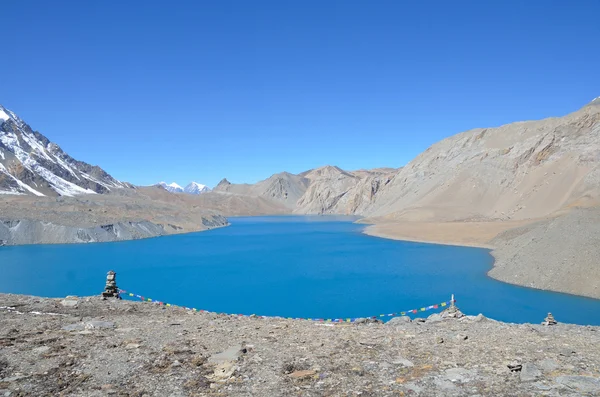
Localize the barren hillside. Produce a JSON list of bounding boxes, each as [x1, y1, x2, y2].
[[362, 99, 600, 222]]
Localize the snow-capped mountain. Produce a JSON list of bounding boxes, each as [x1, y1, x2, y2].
[[0, 105, 130, 196], [158, 182, 184, 193], [184, 182, 211, 194], [156, 181, 211, 194]]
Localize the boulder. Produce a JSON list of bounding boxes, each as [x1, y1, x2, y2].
[[520, 363, 542, 382], [208, 345, 246, 364]]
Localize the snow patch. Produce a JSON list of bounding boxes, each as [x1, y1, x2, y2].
[[16, 179, 45, 196], [19, 131, 56, 163], [30, 163, 96, 196], [0, 108, 10, 123], [0, 149, 4, 160], [0, 190, 24, 195]]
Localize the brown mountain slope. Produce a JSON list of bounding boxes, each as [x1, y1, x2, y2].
[[213, 172, 310, 209], [361, 99, 600, 222]]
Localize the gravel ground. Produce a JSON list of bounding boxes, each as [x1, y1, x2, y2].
[[1, 294, 600, 396], [490, 207, 600, 299]]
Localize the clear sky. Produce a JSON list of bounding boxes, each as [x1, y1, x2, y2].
[[2, 1, 599, 188]]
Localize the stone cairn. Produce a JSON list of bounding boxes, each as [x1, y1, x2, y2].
[[441, 294, 464, 319], [542, 312, 557, 326], [102, 270, 121, 299]]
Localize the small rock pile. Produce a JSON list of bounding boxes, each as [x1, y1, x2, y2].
[[542, 312, 558, 326], [101, 270, 120, 299]]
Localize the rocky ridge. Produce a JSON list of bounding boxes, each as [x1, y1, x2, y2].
[[0, 105, 130, 197], [1, 294, 599, 396]]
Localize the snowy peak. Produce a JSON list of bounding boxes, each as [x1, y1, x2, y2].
[[157, 181, 211, 194], [158, 182, 184, 193], [184, 182, 211, 194], [0, 104, 129, 196]]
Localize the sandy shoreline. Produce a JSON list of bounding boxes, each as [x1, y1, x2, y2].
[[361, 220, 533, 249]]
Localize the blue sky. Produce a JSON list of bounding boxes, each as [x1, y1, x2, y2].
[[2, 1, 599, 188]]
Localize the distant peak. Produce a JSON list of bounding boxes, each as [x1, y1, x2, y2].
[[216, 178, 231, 186]]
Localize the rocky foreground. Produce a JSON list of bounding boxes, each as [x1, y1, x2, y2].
[[1, 295, 600, 396]]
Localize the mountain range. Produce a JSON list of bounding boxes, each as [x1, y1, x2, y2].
[[207, 97, 600, 223], [157, 181, 211, 194], [3, 98, 600, 221]]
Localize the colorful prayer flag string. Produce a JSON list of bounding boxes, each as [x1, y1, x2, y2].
[[117, 288, 454, 324]]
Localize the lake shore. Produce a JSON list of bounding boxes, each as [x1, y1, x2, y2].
[[362, 214, 600, 300], [361, 219, 533, 249], [1, 293, 599, 396]]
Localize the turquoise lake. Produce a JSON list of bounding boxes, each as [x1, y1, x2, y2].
[[1, 216, 599, 325]]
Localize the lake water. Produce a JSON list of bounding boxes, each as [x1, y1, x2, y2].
[[1, 216, 599, 325]]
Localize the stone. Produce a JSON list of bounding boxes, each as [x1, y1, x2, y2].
[[436, 336, 444, 344], [62, 323, 85, 332], [474, 314, 487, 322], [60, 296, 79, 307], [289, 370, 316, 379], [414, 318, 426, 323], [455, 334, 468, 341], [520, 363, 542, 382], [125, 343, 141, 350], [390, 357, 414, 367], [386, 316, 411, 326], [433, 378, 457, 391], [555, 375, 600, 393], [208, 345, 246, 364], [85, 321, 114, 329], [171, 360, 182, 367], [427, 313, 443, 323]]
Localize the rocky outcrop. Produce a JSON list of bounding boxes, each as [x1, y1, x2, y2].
[[295, 166, 396, 214]]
